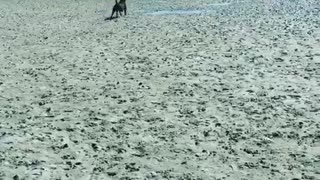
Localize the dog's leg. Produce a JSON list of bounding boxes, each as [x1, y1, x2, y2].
[[116, 11, 119, 17], [110, 9, 115, 18], [124, 7, 127, 15]]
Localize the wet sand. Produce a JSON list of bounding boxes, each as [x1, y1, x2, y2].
[[1, 0, 320, 179]]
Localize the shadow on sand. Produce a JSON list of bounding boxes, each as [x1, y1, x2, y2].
[[104, 16, 119, 21]]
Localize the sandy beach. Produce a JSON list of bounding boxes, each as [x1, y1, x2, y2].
[[1, 0, 320, 179]]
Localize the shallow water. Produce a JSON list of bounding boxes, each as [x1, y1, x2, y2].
[[145, 9, 209, 15], [207, 2, 232, 6], [144, 2, 232, 16]]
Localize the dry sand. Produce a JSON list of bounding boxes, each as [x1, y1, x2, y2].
[[1, 0, 320, 179]]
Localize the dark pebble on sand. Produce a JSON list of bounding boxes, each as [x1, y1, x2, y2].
[[107, 172, 117, 176], [203, 131, 210, 137], [61, 143, 69, 149], [66, 161, 72, 167], [91, 143, 99, 151], [13, 175, 19, 180], [66, 128, 74, 132]]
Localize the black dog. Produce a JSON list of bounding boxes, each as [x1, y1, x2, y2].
[[110, 0, 127, 19]]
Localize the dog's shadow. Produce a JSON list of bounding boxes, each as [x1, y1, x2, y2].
[[104, 16, 119, 21]]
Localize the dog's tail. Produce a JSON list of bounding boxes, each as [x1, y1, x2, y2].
[[115, 0, 118, 4]]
